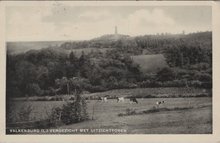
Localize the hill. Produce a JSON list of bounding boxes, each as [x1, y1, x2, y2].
[[7, 31, 212, 55], [91, 34, 130, 42], [7, 41, 65, 55]]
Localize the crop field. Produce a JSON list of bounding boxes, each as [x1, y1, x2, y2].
[[10, 96, 212, 134], [131, 54, 168, 73]]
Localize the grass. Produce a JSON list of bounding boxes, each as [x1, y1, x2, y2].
[[81, 87, 211, 99], [11, 87, 211, 102], [118, 106, 195, 117], [118, 104, 212, 117], [7, 97, 212, 134]]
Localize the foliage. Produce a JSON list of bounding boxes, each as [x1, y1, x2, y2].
[[49, 93, 89, 125], [164, 44, 212, 68], [61, 94, 89, 124], [18, 105, 33, 122], [157, 67, 175, 82], [6, 32, 212, 98]]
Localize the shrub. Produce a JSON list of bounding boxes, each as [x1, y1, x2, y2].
[[18, 105, 33, 122], [27, 83, 43, 96], [6, 101, 17, 123], [118, 108, 137, 116], [49, 93, 89, 125], [189, 80, 202, 88], [157, 67, 175, 82], [49, 107, 63, 127]]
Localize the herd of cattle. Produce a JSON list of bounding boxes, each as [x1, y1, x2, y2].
[[98, 96, 139, 104], [97, 96, 165, 106], [31, 94, 165, 107]]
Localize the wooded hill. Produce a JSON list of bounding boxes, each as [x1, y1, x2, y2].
[[6, 31, 212, 98]]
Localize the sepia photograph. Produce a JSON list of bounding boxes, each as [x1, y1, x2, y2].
[[3, 2, 214, 135]]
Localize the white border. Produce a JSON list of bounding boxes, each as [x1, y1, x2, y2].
[[0, 1, 219, 143]]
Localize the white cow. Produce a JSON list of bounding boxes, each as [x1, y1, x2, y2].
[[99, 97, 108, 102], [117, 97, 125, 102]]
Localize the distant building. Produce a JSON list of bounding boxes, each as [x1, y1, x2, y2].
[[115, 26, 118, 35], [182, 30, 185, 35]]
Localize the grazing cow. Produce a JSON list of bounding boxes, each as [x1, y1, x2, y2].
[[130, 97, 138, 104], [99, 97, 108, 102], [156, 100, 165, 107], [116, 97, 125, 102]]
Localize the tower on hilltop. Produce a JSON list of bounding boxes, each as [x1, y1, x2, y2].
[[115, 26, 118, 35]]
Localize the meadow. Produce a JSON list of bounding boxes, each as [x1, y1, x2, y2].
[[9, 95, 212, 134]]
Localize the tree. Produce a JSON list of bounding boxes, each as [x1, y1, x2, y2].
[[14, 61, 38, 97], [60, 91, 89, 124], [57, 78, 89, 124], [157, 67, 175, 82], [55, 77, 70, 95], [26, 83, 43, 96], [78, 51, 92, 78], [69, 77, 90, 94]]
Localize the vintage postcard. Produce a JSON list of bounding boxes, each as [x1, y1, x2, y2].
[[0, 0, 220, 142]]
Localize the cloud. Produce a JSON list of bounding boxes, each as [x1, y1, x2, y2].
[[128, 9, 175, 26], [6, 6, 211, 41], [120, 9, 176, 35], [78, 11, 112, 21], [6, 7, 58, 41]]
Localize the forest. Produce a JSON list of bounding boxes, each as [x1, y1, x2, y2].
[[6, 31, 212, 98]]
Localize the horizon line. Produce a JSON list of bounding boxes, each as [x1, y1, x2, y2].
[[6, 30, 212, 43]]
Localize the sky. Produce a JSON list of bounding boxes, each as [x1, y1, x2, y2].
[[6, 6, 211, 41]]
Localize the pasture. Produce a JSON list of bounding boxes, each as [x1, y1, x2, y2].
[[10, 97, 212, 134]]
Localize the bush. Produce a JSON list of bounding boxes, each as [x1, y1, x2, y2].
[[49, 107, 63, 127], [189, 63, 210, 71], [157, 67, 175, 82], [126, 108, 136, 115], [118, 108, 137, 116], [49, 93, 89, 125], [18, 105, 33, 122], [189, 80, 202, 87], [87, 85, 107, 93], [27, 83, 43, 96], [161, 80, 186, 87], [138, 80, 160, 88]]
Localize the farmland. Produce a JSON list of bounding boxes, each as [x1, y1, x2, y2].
[[9, 97, 212, 134]]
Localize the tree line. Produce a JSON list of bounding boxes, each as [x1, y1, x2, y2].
[[60, 31, 211, 55], [6, 32, 212, 98]]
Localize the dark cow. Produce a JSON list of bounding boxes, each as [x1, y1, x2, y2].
[[129, 97, 138, 104]]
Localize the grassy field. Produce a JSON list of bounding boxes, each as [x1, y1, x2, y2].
[[82, 87, 211, 99], [131, 54, 168, 73], [11, 87, 211, 101], [10, 97, 212, 134]]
